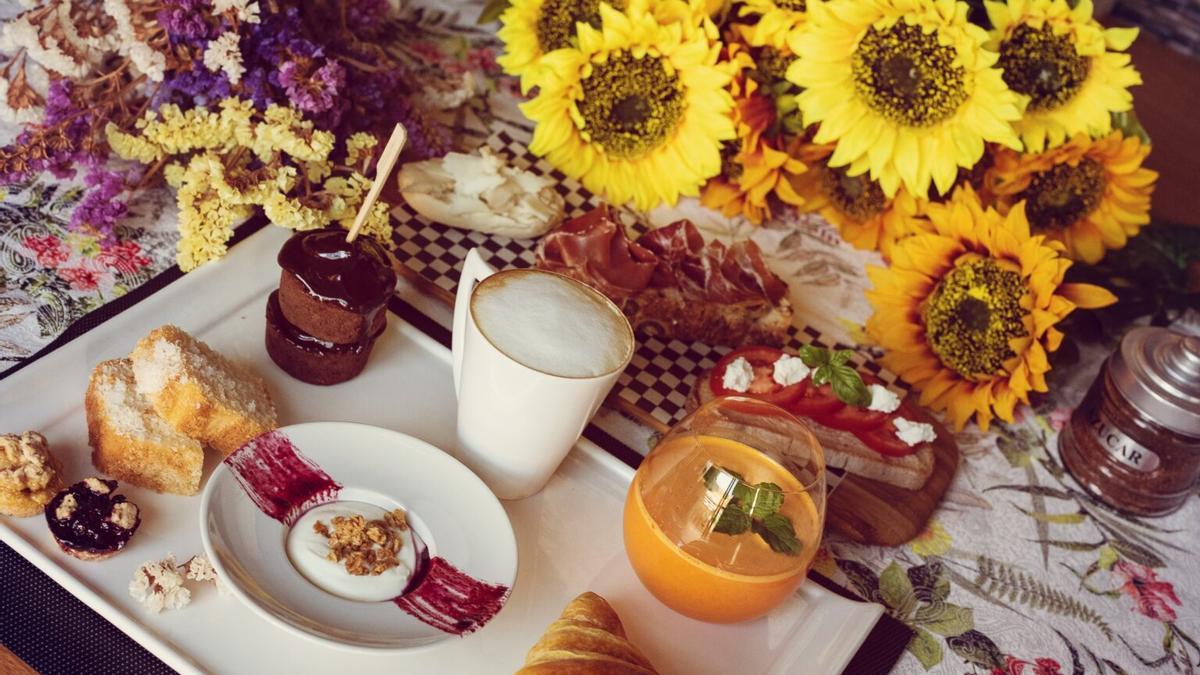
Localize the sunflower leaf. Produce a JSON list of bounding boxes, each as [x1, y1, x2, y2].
[[476, 0, 510, 24]]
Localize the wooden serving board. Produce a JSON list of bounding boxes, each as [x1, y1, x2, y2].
[[823, 403, 959, 546], [391, 260, 958, 546]]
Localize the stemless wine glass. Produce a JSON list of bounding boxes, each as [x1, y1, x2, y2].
[[623, 395, 826, 623]]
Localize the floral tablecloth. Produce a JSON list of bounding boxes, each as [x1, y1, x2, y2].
[[1, 3, 1196, 674]]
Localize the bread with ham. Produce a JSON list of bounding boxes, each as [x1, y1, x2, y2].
[[536, 207, 793, 346], [691, 346, 936, 491]]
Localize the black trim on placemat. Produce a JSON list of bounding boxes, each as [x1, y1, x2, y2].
[[0, 542, 176, 675], [0, 215, 270, 383], [385, 295, 914, 675]]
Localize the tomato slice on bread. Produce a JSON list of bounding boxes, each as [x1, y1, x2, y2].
[[853, 402, 926, 457], [790, 381, 844, 418], [854, 422, 919, 457], [708, 346, 927, 459], [821, 373, 888, 431], [710, 346, 804, 408]]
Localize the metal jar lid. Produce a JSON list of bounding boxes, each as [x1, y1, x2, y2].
[[1110, 327, 1200, 438]]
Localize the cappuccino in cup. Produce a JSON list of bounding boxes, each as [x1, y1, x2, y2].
[[453, 250, 634, 499], [471, 270, 632, 379]]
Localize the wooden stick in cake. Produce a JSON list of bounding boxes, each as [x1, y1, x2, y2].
[[345, 122, 408, 244]]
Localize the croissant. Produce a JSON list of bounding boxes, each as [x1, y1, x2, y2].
[[517, 592, 659, 675]]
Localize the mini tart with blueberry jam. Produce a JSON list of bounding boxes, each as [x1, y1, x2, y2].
[[45, 477, 141, 561]]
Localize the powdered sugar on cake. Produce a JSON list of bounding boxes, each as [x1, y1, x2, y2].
[[131, 337, 186, 396]]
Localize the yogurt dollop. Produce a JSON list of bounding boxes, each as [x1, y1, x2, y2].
[[286, 501, 417, 602]]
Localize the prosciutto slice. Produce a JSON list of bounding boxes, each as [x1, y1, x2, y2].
[[534, 206, 657, 302], [535, 208, 787, 307], [638, 221, 788, 305]]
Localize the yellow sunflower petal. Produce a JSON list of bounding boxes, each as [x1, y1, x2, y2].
[[1058, 283, 1117, 309]]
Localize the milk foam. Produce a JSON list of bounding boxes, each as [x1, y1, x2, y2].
[[472, 271, 631, 378]]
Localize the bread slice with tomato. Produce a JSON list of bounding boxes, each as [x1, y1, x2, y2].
[[690, 346, 936, 491]]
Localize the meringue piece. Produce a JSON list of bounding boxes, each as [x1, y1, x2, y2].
[[397, 147, 564, 238], [129, 554, 191, 613]]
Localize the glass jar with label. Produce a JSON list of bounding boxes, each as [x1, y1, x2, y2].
[[1059, 327, 1200, 517]]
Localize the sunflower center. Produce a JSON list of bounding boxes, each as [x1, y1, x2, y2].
[[1019, 158, 1105, 231], [821, 165, 886, 220], [720, 140, 743, 180], [535, 0, 625, 53], [922, 258, 1027, 379], [578, 51, 685, 159], [753, 46, 793, 85], [852, 21, 968, 127], [998, 24, 1090, 112]]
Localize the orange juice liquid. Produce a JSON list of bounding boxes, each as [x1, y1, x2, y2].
[[623, 434, 822, 623]]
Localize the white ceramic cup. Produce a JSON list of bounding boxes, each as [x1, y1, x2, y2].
[[452, 249, 634, 500]]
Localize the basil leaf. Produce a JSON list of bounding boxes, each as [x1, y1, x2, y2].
[[747, 482, 784, 518], [753, 513, 802, 555], [797, 345, 828, 368], [810, 364, 832, 386], [713, 504, 751, 535], [829, 363, 871, 406], [830, 349, 854, 366]]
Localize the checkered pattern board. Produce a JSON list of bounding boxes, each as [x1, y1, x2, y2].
[[390, 131, 905, 430]]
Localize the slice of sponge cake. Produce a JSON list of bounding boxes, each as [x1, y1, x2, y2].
[[86, 359, 205, 495], [130, 325, 277, 456]]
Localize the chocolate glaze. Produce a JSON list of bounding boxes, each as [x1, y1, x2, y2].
[[266, 291, 384, 355], [44, 479, 140, 555], [277, 228, 397, 314]]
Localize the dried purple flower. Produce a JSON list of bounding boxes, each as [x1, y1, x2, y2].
[[68, 166, 130, 242], [278, 59, 344, 115], [159, 0, 215, 43]]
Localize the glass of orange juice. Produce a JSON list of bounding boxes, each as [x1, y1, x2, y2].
[[623, 395, 826, 623]]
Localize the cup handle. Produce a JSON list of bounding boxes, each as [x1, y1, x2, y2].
[[452, 248, 498, 398]]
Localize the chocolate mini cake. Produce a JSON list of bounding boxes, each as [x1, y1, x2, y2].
[[267, 228, 397, 385], [266, 291, 386, 385], [45, 477, 140, 561]]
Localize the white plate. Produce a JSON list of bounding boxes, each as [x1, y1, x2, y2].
[[0, 225, 884, 674], [201, 422, 518, 652]]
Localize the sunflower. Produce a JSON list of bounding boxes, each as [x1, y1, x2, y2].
[[497, 0, 711, 91], [497, 0, 629, 90], [792, 141, 928, 259], [734, 0, 807, 51], [986, 0, 1141, 152], [787, 0, 1023, 199], [865, 185, 1116, 430], [703, 134, 807, 223], [522, 1, 735, 209], [987, 131, 1156, 264], [701, 44, 806, 222]]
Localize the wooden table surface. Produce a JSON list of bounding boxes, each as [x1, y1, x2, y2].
[[0, 644, 37, 675]]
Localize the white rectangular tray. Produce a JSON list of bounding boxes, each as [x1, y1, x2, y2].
[[0, 226, 883, 674]]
